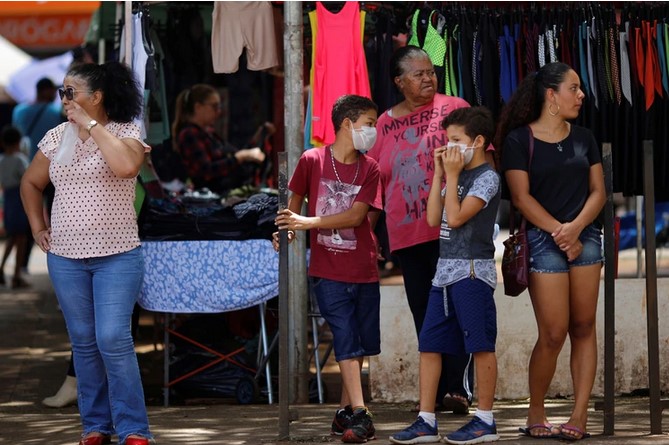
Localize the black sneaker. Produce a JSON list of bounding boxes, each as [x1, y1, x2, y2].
[[331, 405, 354, 436], [342, 407, 376, 443]]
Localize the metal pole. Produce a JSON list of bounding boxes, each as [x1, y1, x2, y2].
[[642, 141, 662, 434], [98, 39, 105, 64], [258, 302, 273, 404], [277, 152, 290, 439], [601, 143, 615, 435], [636, 196, 643, 277], [124, 1, 132, 68], [283, 1, 308, 405], [163, 313, 171, 407]]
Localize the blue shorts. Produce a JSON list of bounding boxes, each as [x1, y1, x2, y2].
[[528, 224, 603, 273], [311, 277, 381, 362], [419, 279, 497, 355]]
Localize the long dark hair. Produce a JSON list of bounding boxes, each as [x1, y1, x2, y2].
[[494, 62, 573, 159], [66, 62, 142, 123]]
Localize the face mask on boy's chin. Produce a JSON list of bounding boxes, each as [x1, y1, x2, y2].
[[351, 126, 377, 154]]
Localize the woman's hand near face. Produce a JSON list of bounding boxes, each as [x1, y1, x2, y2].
[[64, 101, 92, 127]]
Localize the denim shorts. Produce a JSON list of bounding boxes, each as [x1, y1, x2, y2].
[[419, 280, 497, 355], [310, 277, 381, 362], [528, 223, 603, 273]]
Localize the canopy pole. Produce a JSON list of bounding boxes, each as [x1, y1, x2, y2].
[[123, 1, 132, 68]]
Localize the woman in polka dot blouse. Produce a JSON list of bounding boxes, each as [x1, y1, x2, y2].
[[20, 62, 153, 445]]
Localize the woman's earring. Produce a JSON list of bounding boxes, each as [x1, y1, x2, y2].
[[548, 103, 560, 116]]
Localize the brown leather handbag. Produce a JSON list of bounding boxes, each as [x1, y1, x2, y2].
[[501, 127, 535, 297]]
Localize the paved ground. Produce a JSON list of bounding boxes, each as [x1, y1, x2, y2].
[[1, 246, 669, 444]]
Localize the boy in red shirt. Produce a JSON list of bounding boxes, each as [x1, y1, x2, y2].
[[274, 95, 381, 443]]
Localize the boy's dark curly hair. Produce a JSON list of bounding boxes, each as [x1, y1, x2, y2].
[[331, 95, 378, 133], [441, 106, 495, 149]]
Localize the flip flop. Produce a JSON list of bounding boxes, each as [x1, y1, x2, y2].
[[441, 393, 470, 415], [559, 423, 591, 441], [519, 423, 560, 438]]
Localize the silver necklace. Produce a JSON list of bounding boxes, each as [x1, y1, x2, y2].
[[556, 122, 570, 152], [330, 146, 359, 185]]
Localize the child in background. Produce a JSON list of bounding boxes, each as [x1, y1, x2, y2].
[[390, 107, 501, 445], [273, 94, 381, 443], [0, 125, 30, 288]]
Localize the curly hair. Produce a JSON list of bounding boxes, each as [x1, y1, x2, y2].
[[66, 62, 142, 123], [493, 62, 572, 164], [441, 106, 495, 149], [331, 95, 378, 133]]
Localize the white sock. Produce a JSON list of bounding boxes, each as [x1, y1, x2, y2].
[[418, 411, 436, 428], [474, 408, 494, 425]]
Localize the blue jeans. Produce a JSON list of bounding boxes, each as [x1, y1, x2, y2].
[[48, 248, 152, 443], [310, 277, 381, 362], [528, 224, 603, 273]]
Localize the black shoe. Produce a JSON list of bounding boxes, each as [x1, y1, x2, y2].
[[342, 407, 375, 443], [331, 405, 354, 436]]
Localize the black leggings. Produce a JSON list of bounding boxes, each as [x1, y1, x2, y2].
[[395, 240, 475, 404]]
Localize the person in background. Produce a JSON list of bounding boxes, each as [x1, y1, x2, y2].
[[171, 83, 265, 195], [367, 45, 494, 415], [20, 61, 153, 445], [390, 107, 501, 445], [496, 62, 605, 440], [273, 95, 381, 444], [12, 77, 64, 161], [0, 125, 30, 289], [12, 77, 65, 274]]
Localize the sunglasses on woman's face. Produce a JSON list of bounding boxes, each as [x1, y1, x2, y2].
[[58, 87, 92, 100]]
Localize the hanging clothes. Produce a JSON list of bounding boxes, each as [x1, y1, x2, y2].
[[407, 8, 446, 92], [211, 1, 278, 74], [119, 11, 149, 139], [369, 10, 400, 114], [310, 1, 371, 145]]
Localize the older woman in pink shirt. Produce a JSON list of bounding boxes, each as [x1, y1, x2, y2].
[[21, 62, 152, 445]]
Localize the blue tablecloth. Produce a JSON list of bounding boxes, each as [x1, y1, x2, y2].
[[138, 240, 278, 313]]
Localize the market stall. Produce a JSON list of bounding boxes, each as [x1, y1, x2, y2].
[[138, 238, 278, 406]]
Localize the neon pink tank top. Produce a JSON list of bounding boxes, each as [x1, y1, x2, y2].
[[311, 2, 371, 145]]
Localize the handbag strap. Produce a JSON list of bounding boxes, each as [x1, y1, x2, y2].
[[508, 126, 535, 233]]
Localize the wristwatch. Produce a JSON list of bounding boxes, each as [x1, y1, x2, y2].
[[86, 119, 98, 133]]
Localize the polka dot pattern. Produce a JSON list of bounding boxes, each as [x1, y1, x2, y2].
[[40, 121, 145, 259]]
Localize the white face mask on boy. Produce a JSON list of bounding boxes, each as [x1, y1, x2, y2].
[[351, 126, 377, 154], [446, 141, 475, 165]]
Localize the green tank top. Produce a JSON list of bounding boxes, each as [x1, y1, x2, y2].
[[407, 9, 446, 68]]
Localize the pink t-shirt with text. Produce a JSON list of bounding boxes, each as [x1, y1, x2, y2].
[[367, 94, 470, 253]]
